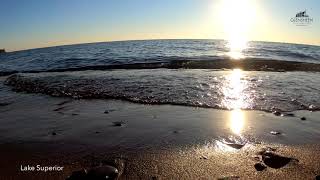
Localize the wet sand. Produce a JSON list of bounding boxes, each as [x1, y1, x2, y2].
[[1, 83, 320, 179]]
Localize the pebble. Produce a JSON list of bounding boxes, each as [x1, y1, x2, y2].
[[52, 132, 57, 136], [300, 117, 306, 121], [254, 163, 267, 171], [281, 113, 295, 117], [200, 155, 208, 160], [112, 122, 125, 127], [270, 131, 281, 135], [104, 109, 116, 114], [272, 111, 282, 116], [0, 102, 11, 106]]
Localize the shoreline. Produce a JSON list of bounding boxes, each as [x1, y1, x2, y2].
[[1, 89, 320, 179]]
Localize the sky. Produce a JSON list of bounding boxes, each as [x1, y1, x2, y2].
[[0, 0, 319, 51]]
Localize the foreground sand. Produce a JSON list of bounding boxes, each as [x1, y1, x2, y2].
[[1, 79, 320, 179]]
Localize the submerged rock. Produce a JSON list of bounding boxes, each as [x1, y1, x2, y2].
[[254, 163, 267, 171]]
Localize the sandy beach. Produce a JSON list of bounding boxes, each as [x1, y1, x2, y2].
[[1, 74, 320, 179]]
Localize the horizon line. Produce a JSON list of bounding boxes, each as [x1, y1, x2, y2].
[[3, 38, 320, 53]]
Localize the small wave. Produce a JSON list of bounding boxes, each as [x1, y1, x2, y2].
[[1, 58, 320, 77], [4, 70, 320, 112]]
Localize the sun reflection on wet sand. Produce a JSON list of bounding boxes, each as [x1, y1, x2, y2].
[[230, 109, 245, 135], [212, 69, 250, 151]]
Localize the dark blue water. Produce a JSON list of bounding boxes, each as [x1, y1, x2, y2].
[[0, 40, 319, 73]]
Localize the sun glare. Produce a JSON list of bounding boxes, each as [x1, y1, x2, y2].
[[230, 109, 245, 134], [218, 0, 256, 59]]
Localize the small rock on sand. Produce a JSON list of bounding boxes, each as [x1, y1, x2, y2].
[[112, 122, 125, 127], [104, 109, 116, 114], [281, 113, 295, 117], [272, 111, 282, 116], [270, 131, 281, 135], [261, 152, 293, 169], [254, 163, 267, 171], [0, 102, 11, 106], [300, 117, 306, 121], [51, 132, 57, 136], [200, 155, 208, 160]]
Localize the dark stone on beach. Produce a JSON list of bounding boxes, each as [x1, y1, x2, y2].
[[200, 155, 208, 160], [95, 131, 100, 134], [112, 122, 125, 127], [300, 117, 306, 121], [281, 113, 295, 117], [254, 163, 267, 171], [52, 132, 57, 136], [66, 169, 87, 180], [104, 109, 116, 114], [270, 131, 281, 135], [261, 152, 292, 169], [272, 111, 282, 116], [0, 102, 11, 106], [86, 165, 119, 180]]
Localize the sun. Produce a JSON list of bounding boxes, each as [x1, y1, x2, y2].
[[218, 0, 257, 59]]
